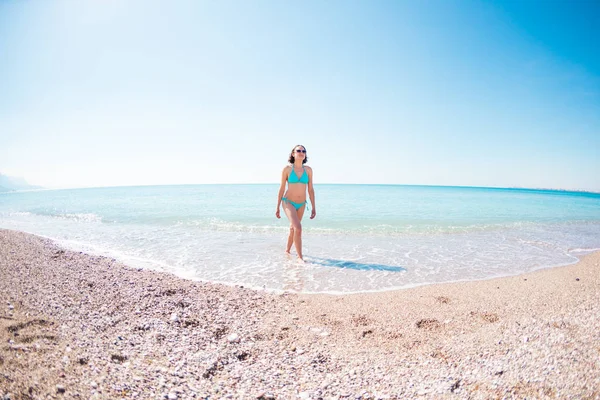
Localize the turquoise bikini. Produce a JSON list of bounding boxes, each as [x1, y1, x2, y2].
[[282, 167, 309, 210], [283, 198, 306, 210], [288, 166, 309, 184]]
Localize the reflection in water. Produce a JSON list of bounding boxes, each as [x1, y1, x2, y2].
[[306, 257, 406, 272]]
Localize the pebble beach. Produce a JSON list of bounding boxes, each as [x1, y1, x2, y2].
[[1, 228, 599, 399]]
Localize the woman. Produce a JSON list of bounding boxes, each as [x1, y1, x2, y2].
[[276, 144, 316, 261]]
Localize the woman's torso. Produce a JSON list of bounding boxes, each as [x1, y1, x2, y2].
[[284, 165, 309, 202]]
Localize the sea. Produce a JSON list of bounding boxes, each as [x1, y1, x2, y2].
[[1, 184, 599, 294]]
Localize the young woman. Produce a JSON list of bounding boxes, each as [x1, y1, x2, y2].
[[276, 145, 316, 261]]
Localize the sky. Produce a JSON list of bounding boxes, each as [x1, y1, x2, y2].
[[1, 0, 599, 191]]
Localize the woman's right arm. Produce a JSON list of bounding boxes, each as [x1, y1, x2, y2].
[[276, 167, 288, 218]]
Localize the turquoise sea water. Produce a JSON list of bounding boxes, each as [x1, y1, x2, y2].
[[1, 184, 599, 293]]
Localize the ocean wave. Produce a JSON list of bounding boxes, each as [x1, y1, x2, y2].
[[568, 247, 600, 254], [8, 211, 33, 217], [21, 211, 104, 223], [205, 218, 289, 233], [167, 217, 600, 237], [62, 213, 103, 222]]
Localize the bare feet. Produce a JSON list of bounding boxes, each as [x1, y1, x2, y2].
[[297, 257, 305, 263]]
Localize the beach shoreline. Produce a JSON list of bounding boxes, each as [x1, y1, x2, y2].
[[1, 228, 599, 399]]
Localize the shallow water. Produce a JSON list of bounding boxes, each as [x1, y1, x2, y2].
[[1, 184, 599, 293]]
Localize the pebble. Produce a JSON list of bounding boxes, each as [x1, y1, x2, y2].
[[227, 333, 240, 343], [1, 231, 599, 400]]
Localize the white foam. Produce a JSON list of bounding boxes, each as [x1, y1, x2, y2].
[[569, 247, 600, 254], [60, 213, 103, 223]]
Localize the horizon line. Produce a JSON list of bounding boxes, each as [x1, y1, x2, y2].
[[3, 183, 599, 195]]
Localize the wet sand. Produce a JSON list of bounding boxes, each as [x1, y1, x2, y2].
[[1, 229, 599, 399]]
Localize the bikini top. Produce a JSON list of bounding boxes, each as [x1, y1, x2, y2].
[[288, 166, 309, 184]]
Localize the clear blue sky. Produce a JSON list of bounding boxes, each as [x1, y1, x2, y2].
[[1, 0, 599, 191]]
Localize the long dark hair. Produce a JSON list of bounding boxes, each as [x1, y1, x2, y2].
[[288, 144, 308, 165]]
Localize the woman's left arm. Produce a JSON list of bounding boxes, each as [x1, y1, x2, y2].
[[307, 167, 316, 219]]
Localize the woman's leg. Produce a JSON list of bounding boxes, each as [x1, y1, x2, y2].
[[283, 202, 306, 260], [286, 204, 306, 254], [286, 226, 294, 254]]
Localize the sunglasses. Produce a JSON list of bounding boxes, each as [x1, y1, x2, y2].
[[295, 149, 306, 153]]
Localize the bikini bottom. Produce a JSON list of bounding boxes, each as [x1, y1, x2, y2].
[[282, 197, 307, 210]]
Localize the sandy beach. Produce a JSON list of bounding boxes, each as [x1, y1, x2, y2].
[[1, 228, 599, 399]]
